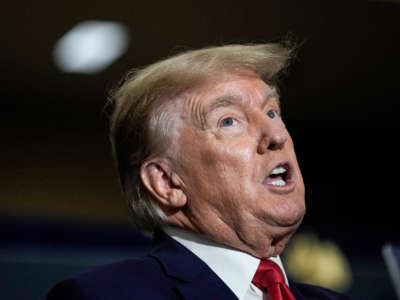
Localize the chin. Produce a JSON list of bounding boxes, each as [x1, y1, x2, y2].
[[278, 206, 305, 228], [272, 194, 306, 228]]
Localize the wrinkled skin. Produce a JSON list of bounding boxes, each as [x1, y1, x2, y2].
[[152, 72, 305, 258]]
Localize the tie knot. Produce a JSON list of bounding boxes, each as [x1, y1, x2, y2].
[[252, 259, 285, 289]]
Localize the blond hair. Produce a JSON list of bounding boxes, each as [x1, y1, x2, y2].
[[108, 43, 293, 234]]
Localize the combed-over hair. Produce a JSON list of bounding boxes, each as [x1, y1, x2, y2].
[[108, 43, 293, 234]]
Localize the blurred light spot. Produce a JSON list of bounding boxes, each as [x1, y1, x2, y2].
[[283, 232, 353, 292], [53, 20, 129, 74]]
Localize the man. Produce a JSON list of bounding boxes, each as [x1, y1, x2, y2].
[[47, 43, 353, 299]]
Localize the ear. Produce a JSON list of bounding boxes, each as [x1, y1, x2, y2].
[[140, 158, 187, 209]]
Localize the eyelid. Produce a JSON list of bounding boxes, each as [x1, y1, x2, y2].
[[266, 105, 281, 116], [218, 116, 237, 127]]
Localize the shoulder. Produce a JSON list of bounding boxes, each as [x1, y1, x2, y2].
[[290, 281, 356, 300], [46, 257, 179, 300]]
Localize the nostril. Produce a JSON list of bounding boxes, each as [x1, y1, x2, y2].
[[258, 131, 287, 153], [258, 135, 286, 153], [268, 142, 280, 151], [268, 133, 287, 150], [268, 139, 285, 151]]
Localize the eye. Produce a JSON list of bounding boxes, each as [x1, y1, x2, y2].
[[220, 117, 236, 127], [266, 109, 277, 119]]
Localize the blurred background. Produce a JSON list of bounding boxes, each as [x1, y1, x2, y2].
[[1, 0, 400, 299]]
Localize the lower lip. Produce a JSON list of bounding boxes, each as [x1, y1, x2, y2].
[[264, 178, 296, 194]]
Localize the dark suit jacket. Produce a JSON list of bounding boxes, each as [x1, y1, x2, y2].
[[46, 230, 354, 300]]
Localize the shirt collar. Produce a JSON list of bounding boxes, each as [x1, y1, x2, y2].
[[164, 226, 289, 300]]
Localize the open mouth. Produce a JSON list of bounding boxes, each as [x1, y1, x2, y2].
[[265, 163, 292, 187]]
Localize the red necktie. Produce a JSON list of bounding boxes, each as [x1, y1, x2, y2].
[[252, 259, 296, 300]]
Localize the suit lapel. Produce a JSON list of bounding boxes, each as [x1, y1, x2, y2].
[[288, 280, 306, 300], [289, 280, 354, 300], [149, 230, 238, 300], [175, 268, 238, 300]]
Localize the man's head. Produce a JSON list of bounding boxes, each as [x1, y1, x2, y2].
[[109, 43, 305, 258]]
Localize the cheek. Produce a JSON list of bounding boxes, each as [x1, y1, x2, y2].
[[187, 144, 253, 198], [207, 146, 255, 188], [208, 137, 255, 165]]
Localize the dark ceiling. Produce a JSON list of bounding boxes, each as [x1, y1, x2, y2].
[[1, 1, 400, 237]]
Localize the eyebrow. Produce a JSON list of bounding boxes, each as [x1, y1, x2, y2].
[[204, 88, 279, 118], [205, 95, 243, 115]]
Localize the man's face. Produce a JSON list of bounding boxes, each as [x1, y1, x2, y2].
[[173, 72, 305, 258]]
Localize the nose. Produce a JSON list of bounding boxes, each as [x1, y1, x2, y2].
[[257, 118, 288, 154]]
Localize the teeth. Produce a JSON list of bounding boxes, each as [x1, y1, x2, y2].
[[269, 179, 286, 186], [270, 166, 286, 175]]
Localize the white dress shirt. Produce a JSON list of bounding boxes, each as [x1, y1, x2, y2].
[[164, 226, 289, 300]]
